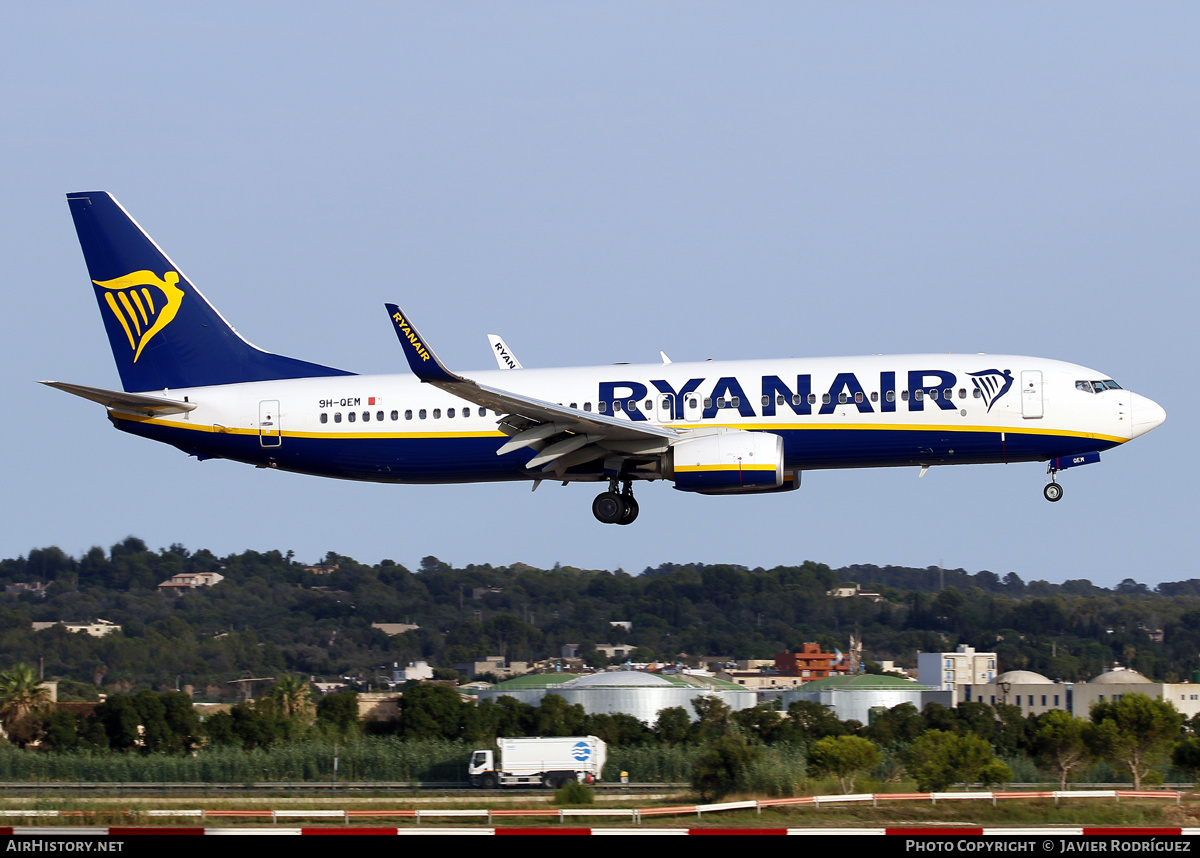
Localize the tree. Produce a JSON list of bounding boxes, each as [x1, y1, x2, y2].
[[1172, 736, 1200, 781], [1089, 693, 1183, 789], [271, 675, 313, 720], [653, 706, 691, 747], [397, 684, 465, 740], [690, 696, 733, 741], [1034, 710, 1092, 789], [315, 691, 360, 739], [733, 704, 783, 744], [779, 700, 846, 743], [864, 702, 924, 747], [0, 664, 53, 747], [691, 734, 758, 801], [93, 694, 143, 751], [224, 701, 287, 749], [901, 730, 1011, 791], [473, 696, 536, 743], [535, 693, 587, 737], [808, 735, 881, 793], [269, 675, 315, 740], [585, 712, 651, 746]]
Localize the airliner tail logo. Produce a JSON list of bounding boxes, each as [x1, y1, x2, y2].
[[969, 368, 1014, 412], [94, 270, 185, 362]]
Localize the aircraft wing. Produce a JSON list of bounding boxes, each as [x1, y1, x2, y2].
[[41, 381, 198, 416], [385, 305, 677, 473]]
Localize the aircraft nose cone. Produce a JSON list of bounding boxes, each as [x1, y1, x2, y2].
[[1130, 392, 1166, 438]]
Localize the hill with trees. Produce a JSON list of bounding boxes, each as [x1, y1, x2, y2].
[[0, 538, 1195, 695]]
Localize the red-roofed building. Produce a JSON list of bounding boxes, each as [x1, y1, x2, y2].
[[775, 643, 845, 680]]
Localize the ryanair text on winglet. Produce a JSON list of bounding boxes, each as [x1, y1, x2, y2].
[[392, 311, 431, 362]]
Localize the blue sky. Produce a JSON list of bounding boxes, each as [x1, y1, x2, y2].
[[2, 4, 1195, 587]]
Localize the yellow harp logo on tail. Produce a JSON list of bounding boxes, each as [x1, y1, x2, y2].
[[93, 270, 185, 363]]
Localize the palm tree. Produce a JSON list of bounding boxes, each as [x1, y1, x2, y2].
[[269, 675, 314, 738], [0, 664, 52, 747]]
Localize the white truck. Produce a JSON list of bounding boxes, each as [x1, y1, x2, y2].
[[468, 736, 607, 789]]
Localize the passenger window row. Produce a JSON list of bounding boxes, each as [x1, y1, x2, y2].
[[320, 406, 493, 424], [318, 386, 982, 425]]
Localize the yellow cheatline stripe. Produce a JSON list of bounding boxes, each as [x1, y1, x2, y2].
[[671, 422, 1127, 445], [104, 293, 135, 349], [675, 464, 778, 473], [129, 289, 149, 325], [113, 414, 1125, 446], [117, 291, 142, 335]]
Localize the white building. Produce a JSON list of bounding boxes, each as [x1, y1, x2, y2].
[[1073, 667, 1200, 719], [917, 644, 997, 694], [31, 619, 121, 638], [959, 669, 1070, 717], [158, 572, 225, 591], [392, 661, 433, 682]]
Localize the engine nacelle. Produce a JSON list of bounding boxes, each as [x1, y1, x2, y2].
[[668, 431, 786, 494]]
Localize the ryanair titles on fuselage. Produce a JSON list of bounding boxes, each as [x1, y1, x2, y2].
[[599, 368, 1013, 421]]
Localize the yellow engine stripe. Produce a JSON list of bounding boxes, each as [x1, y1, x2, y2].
[[675, 464, 778, 473]]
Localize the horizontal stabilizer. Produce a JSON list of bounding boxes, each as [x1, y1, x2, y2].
[[41, 381, 197, 416]]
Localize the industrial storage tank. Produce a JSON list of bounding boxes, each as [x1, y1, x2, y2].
[[479, 669, 756, 724]]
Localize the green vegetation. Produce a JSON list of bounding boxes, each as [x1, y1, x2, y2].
[[3, 539, 1200, 797], [0, 663, 52, 747], [0, 680, 1196, 795], [4, 539, 1200, 694], [900, 731, 1012, 791], [554, 780, 595, 804], [808, 735, 880, 793]]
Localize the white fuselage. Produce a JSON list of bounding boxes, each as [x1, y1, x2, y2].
[[108, 353, 1163, 485]]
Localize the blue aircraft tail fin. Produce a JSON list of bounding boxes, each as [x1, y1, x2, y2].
[[67, 192, 353, 392]]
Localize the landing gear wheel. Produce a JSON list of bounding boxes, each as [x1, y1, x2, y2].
[[592, 491, 625, 524], [617, 496, 639, 525], [1043, 482, 1064, 502]]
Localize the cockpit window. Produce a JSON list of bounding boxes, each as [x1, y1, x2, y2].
[[1077, 379, 1123, 393]]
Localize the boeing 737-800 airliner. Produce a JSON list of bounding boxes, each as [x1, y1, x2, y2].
[[45, 192, 1166, 525]]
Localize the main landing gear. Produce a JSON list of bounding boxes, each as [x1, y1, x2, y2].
[[1044, 463, 1064, 503], [592, 479, 639, 525]]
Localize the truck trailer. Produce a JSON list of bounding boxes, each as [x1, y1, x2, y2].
[[468, 736, 607, 788]]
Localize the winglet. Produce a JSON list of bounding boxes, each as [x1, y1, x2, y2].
[[487, 334, 523, 369], [384, 304, 460, 384]]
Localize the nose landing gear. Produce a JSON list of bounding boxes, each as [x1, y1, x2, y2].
[[1041, 451, 1101, 502], [592, 479, 639, 525]]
